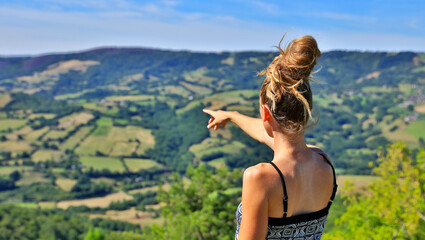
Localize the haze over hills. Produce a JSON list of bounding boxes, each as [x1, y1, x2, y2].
[[1, 47, 425, 170], [0, 47, 424, 238]]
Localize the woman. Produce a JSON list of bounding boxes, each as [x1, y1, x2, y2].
[[203, 35, 337, 240]]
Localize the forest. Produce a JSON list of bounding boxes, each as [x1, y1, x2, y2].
[[0, 48, 424, 239]]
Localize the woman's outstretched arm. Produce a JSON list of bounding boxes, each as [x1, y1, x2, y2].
[[203, 109, 274, 149]]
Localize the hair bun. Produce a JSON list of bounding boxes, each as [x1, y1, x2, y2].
[[259, 35, 321, 134], [277, 35, 321, 84]]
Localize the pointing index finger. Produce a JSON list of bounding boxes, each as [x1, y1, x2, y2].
[[203, 109, 213, 115]]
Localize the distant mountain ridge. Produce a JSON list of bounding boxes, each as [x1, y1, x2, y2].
[[0, 47, 424, 174], [0, 47, 423, 99]]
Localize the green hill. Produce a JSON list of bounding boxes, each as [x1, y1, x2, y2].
[[0, 48, 424, 237]]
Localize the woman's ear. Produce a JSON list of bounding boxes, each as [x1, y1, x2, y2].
[[262, 104, 271, 122]]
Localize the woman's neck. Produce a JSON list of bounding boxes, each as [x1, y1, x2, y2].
[[272, 130, 310, 161]]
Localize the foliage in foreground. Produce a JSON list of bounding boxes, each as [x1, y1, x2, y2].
[[0, 205, 88, 240], [140, 164, 243, 240], [0, 204, 141, 240], [324, 142, 425, 239]]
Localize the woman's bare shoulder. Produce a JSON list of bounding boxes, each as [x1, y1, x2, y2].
[[243, 163, 278, 193], [244, 163, 270, 180], [307, 144, 334, 166]]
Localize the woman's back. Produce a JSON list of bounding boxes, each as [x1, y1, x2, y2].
[[235, 150, 337, 240], [267, 151, 334, 218]]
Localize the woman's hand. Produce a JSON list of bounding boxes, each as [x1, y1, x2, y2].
[[202, 109, 274, 149], [202, 109, 231, 130]]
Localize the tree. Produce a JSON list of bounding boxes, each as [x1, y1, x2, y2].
[[9, 170, 20, 182], [0, 177, 15, 191], [419, 137, 425, 148], [324, 142, 425, 239], [84, 227, 105, 240], [140, 164, 243, 240]]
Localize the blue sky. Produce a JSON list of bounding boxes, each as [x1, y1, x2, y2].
[[1, 0, 424, 55]]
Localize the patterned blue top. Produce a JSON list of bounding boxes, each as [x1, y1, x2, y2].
[[235, 201, 329, 240]]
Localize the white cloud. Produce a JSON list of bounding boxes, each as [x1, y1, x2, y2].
[[250, 1, 280, 15], [406, 19, 422, 31], [140, 3, 161, 14], [0, 4, 424, 55], [311, 12, 376, 22], [315, 29, 425, 52], [161, 0, 179, 7], [39, 0, 134, 10]]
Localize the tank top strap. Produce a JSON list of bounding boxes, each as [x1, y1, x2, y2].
[[318, 153, 338, 208], [268, 161, 288, 218]]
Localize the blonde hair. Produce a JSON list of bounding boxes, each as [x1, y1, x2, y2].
[[259, 35, 321, 134]]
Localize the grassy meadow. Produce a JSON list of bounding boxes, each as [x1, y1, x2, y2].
[[79, 156, 126, 172]]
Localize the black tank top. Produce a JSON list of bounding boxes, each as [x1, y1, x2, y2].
[[235, 153, 338, 240]]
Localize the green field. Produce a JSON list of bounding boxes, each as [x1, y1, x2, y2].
[[0, 166, 32, 176], [25, 127, 49, 142], [226, 105, 256, 115], [105, 95, 156, 102], [413, 65, 425, 73], [0, 141, 33, 153], [207, 90, 258, 102], [0, 94, 11, 108], [415, 103, 425, 113], [0, 119, 27, 131], [362, 86, 395, 93], [14, 171, 49, 186], [189, 138, 245, 159], [92, 117, 113, 136], [177, 90, 258, 114], [38, 201, 57, 209], [315, 94, 343, 107], [4, 127, 32, 141], [110, 126, 155, 154], [61, 126, 94, 150], [57, 191, 133, 209], [380, 118, 418, 145], [405, 120, 425, 139], [113, 118, 128, 125], [82, 102, 118, 114], [51, 168, 66, 174], [31, 150, 63, 162], [55, 178, 77, 192], [337, 175, 379, 195], [42, 129, 69, 140], [207, 157, 227, 169], [13, 202, 38, 208], [108, 126, 154, 143], [153, 85, 191, 98], [54, 89, 96, 100], [180, 81, 212, 95], [183, 70, 217, 86], [76, 125, 154, 156], [124, 158, 164, 172], [75, 135, 116, 156], [79, 156, 126, 173], [58, 112, 94, 126], [28, 113, 56, 120], [398, 83, 414, 94], [110, 142, 138, 156]]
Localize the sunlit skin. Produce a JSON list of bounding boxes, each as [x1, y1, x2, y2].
[[203, 100, 334, 240]]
